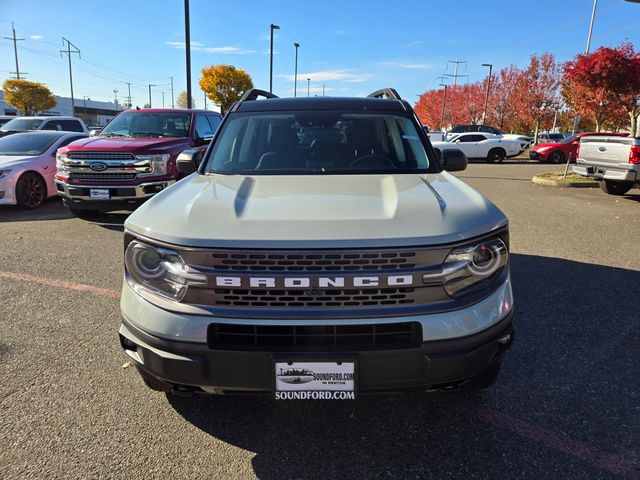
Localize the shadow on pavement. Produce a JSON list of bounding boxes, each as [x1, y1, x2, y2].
[[167, 253, 640, 479], [0, 198, 74, 222]]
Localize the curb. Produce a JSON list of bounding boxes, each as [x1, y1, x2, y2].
[[531, 175, 599, 188]]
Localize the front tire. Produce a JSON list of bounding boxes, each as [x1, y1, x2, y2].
[[548, 151, 564, 164], [599, 180, 633, 196], [487, 148, 506, 163], [15, 172, 46, 209]]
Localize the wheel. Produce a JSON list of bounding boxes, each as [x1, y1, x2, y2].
[[69, 207, 100, 218], [487, 148, 506, 163], [599, 180, 633, 196], [548, 151, 564, 164], [15, 172, 46, 209]]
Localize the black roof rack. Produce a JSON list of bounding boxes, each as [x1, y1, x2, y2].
[[367, 88, 402, 100], [230, 88, 278, 112]]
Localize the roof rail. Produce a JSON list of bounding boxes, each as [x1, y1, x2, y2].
[[367, 88, 402, 100], [230, 88, 279, 112]]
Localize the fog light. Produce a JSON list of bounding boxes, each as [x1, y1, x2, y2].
[[120, 334, 137, 351], [497, 333, 512, 345]]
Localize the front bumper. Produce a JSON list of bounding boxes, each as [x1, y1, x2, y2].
[[119, 278, 515, 394], [55, 179, 175, 210], [529, 150, 546, 161], [573, 163, 639, 183]]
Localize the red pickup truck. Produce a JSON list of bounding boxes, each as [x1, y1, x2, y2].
[[55, 108, 222, 216]]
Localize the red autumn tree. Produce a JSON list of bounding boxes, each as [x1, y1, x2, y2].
[[490, 65, 523, 132], [561, 78, 625, 132], [446, 82, 486, 126], [414, 89, 445, 130], [563, 43, 640, 135], [513, 53, 562, 141]]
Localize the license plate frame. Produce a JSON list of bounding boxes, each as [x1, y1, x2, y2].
[[273, 358, 357, 400], [89, 188, 110, 200]]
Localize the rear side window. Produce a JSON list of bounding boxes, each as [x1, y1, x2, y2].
[[194, 115, 214, 139], [61, 120, 84, 132], [42, 120, 64, 131]]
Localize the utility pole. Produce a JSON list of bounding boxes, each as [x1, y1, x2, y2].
[[113, 89, 119, 109], [125, 82, 132, 108], [148, 84, 155, 107], [60, 37, 81, 116], [481, 63, 493, 125], [293, 42, 300, 97], [586, 0, 598, 54], [322, 83, 325, 96], [170, 76, 175, 108], [440, 83, 448, 130], [203, 91, 207, 109], [444, 58, 468, 86], [184, 0, 192, 108], [307, 78, 310, 97], [161, 91, 165, 108], [4, 23, 25, 79], [269, 24, 280, 93]]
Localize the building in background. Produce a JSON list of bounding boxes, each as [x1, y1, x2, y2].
[[0, 91, 121, 126]]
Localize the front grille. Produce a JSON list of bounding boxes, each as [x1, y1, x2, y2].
[[213, 287, 415, 308], [67, 151, 135, 161], [208, 322, 422, 351], [210, 251, 417, 271], [70, 172, 137, 181]]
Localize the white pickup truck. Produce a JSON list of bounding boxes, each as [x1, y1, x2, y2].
[[573, 135, 640, 195]]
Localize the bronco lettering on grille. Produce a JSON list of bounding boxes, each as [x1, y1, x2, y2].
[[214, 275, 414, 288]]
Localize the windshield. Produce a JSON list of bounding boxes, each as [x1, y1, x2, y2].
[[0, 133, 60, 155], [561, 135, 577, 144], [1, 118, 44, 132], [446, 134, 460, 143], [205, 111, 434, 175], [100, 112, 191, 138]]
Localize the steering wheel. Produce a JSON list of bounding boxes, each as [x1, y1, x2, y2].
[[349, 155, 395, 169]]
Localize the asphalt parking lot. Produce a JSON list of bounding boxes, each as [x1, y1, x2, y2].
[[1, 162, 639, 479]]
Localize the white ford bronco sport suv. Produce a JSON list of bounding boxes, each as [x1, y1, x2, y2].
[[119, 88, 514, 399]]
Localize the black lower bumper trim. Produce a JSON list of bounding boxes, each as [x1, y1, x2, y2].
[[120, 311, 515, 394], [62, 196, 148, 212]]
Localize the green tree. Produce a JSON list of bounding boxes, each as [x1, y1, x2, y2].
[[2, 79, 56, 115], [199, 64, 253, 114]]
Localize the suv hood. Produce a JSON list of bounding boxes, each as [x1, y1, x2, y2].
[[65, 136, 190, 154], [126, 173, 507, 249]]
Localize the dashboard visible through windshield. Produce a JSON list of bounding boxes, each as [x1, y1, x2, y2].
[[205, 111, 435, 175]]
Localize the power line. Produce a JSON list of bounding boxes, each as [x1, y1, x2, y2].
[[60, 37, 80, 116], [3, 22, 25, 79]]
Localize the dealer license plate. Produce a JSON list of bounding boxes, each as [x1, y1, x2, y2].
[[274, 361, 355, 400], [89, 189, 110, 200]]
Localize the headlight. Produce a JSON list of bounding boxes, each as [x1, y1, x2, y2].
[[0, 169, 11, 179], [139, 154, 170, 176], [56, 153, 68, 173], [423, 238, 508, 297], [125, 241, 206, 301]]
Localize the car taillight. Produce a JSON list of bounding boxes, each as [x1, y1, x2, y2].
[[575, 142, 580, 160], [629, 145, 640, 165]]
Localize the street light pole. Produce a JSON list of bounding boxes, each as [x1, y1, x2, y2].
[[586, 0, 598, 54], [184, 0, 192, 108], [293, 42, 300, 97], [161, 91, 165, 108], [307, 78, 311, 97], [481, 63, 493, 125], [439, 83, 448, 131], [148, 84, 155, 107], [269, 24, 280, 93]]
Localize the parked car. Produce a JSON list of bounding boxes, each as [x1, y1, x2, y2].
[[55, 108, 223, 216], [0, 116, 16, 128], [423, 126, 444, 142], [0, 116, 88, 138], [118, 88, 514, 398], [432, 132, 523, 162], [0, 131, 88, 209], [530, 132, 629, 164], [573, 134, 639, 195], [445, 125, 530, 152], [536, 133, 565, 144]]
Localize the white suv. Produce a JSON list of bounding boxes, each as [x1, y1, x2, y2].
[[0, 116, 88, 136]]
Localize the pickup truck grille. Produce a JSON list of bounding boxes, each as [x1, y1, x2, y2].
[[70, 172, 137, 181], [67, 152, 136, 161], [208, 322, 422, 351]]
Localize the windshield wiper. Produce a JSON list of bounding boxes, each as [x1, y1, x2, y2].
[[131, 132, 162, 137], [103, 133, 131, 138]]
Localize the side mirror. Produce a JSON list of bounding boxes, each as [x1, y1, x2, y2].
[[89, 129, 101, 137], [176, 148, 203, 175], [442, 149, 467, 172]]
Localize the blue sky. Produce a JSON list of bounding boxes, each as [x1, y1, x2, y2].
[[1, 0, 639, 109]]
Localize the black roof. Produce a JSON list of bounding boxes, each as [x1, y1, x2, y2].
[[235, 96, 410, 113]]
